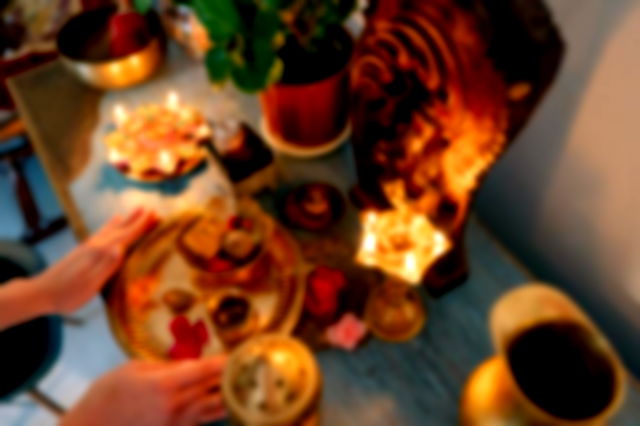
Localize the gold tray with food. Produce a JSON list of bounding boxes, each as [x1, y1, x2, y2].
[[106, 199, 306, 360]]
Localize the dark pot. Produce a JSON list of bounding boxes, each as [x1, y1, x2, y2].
[[261, 27, 353, 147]]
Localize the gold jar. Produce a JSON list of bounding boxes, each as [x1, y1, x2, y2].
[[222, 334, 322, 426], [461, 284, 627, 425]]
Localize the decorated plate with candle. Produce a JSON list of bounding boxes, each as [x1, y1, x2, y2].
[[106, 198, 307, 360], [105, 92, 211, 182]]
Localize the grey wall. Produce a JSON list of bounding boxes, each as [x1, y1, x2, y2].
[[476, 0, 640, 377]]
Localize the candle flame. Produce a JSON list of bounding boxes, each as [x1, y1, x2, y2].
[[195, 124, 211, 139], [108, 148, 122, 163], [363, 233, 377, 254], [158, 149, 174, 173], [166, 91, 180, 110], [113, 104, 128, 126], [404, 252, 418, 274], [356, 206, 451, 285]]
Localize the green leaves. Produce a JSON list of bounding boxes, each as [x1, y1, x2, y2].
[[192, 0, 242, 42], [205, 45, 232, 83], [229, 39, 282, 92], [253, 8, 281, 40], [132, 0, 154, 14], [259, 0, 295, 10], [195, 0, 350, 92]]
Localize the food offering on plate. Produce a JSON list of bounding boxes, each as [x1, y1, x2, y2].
[[105, 91, 211, 182], [106, 198, 306, 359], [281, 182, 346, 231], [179, 199, 274, 290], [209, 292, 258, 347]]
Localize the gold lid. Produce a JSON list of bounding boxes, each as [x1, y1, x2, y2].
[[222, 333, 321, 425]]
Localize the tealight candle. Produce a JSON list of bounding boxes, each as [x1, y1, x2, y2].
[[166, 91, 180, 111], [113, 104, 128, 126]]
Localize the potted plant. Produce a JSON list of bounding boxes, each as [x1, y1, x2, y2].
[[184, 0, 356, 150]]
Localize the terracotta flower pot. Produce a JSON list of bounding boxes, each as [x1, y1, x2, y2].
[[261, 27, 353, 148]]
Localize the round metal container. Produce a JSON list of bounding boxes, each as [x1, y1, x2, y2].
[[56, 6, 165, 90], [222, 334, 322, 426]]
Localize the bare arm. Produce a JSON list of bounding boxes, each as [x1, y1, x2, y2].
[[0, 208, 157, 330], [0, 277, 52, 330]]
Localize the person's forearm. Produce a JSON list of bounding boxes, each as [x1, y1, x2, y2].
[[0, 277, 53, 330]]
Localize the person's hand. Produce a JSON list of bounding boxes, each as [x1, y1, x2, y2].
[[33, 208, 158, 314], [61, 357, 226, 426]]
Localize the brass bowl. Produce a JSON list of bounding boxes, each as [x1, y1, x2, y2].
[[56, 6, 165, 90]]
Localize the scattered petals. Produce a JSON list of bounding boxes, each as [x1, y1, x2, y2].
[[326, 313, 368, 351], [169, 316, 208, 359]]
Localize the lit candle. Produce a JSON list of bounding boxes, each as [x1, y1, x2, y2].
[[363, 233, 376, 253], [158, 149, 174, 173], [113, 104, 128, 126], [404, 252, 418, 283], [108, 148, 123, 163], [195, 123, 211, 139], [166, 91, 180, 111]]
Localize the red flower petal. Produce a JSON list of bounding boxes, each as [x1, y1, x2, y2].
[[193, 320, 209, 345], [170, 316, 191, 339], [169, 342, 201, 360], [208, 257, 234, 272]]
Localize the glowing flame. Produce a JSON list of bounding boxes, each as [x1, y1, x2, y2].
[[158, 149, 175, 173], [195, 123, 211, 139], [356, 205, 451, 285], [166, 91, 180, 110], [113, 104, 128, 126], [108, 148, 123, 163]]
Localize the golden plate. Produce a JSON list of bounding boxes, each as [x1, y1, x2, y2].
[[106, 204, 306, 360]]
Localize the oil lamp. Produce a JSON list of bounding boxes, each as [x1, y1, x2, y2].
[[356, 184, 451, 341]]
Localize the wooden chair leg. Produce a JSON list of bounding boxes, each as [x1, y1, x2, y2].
[[7, 154, 41, 232], [2, 143, 67, 244], [27, 387, 66, 417]]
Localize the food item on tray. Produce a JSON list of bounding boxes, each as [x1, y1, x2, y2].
[[105, 93, 211, 181], [179, 215, 225, 261], [222, 216, 263, 264], [125, 274, 159, 311], [282, 183, 345, 231], [210, 294, 257, 347], [179, 208, 270, 288], [162, 288, 195, 314]]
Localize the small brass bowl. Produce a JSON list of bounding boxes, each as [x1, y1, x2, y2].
[[56, 6, 165, 90]]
